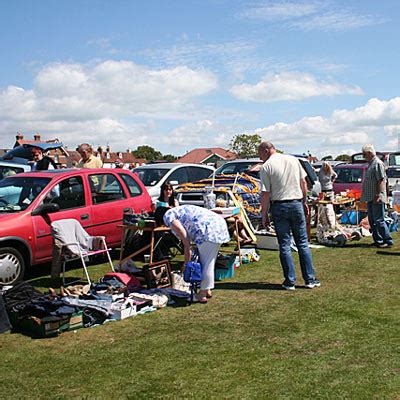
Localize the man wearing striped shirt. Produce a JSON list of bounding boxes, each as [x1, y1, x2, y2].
[[360, 144, 393, 248]]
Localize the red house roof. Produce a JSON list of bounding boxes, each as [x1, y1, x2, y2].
[[177, 147, 237, 164]]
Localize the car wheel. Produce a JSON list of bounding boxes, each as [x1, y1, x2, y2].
[[0, 247, 25, 285]]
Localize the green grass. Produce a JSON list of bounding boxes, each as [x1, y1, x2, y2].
[[1, 235, 399, 399]]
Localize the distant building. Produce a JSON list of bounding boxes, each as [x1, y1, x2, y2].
[[12, 133, 71, 166], [8, 134, 145, 169], [95, 145, 145, 169], [177, 147, 237, 165]]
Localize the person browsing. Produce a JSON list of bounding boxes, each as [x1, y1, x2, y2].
[[154, 205, 230, 303], [360, 144, 393, 248], [30, 147, 58, 171], [318, 161, 337, 200], [77, 143, 103, 169], [258, 141, 320, 291]]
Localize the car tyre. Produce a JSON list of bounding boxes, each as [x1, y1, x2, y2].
[[0, 247, 25, 286]]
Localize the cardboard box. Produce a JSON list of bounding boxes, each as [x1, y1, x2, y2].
[[110, 297, 152, 320], [9, 313, 70, 338]]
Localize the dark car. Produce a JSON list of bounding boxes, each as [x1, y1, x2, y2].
[[0, 168, 152, 285], [0, 143, 65, 165]]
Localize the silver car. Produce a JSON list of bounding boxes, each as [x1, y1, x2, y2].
[[133, 163, 215, 201]]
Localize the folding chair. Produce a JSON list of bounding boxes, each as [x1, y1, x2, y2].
[[51, 219, 114, 285]]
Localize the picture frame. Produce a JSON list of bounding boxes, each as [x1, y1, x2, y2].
[[144, 260, 172, 289]]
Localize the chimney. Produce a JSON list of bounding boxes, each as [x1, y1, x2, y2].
[[16, 133, 24, 141], [106, 145, 110, 153], [97, 145, 103, 155], [34, 133, 41, 141]]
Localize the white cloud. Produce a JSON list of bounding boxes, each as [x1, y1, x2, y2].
[[292, 10, 380, 32], [239, 1, 384, 32], [252, 97, 400, 154], [230, 72, 363, 102], [0, 60, 218, 148], [164, 120, 215, 147], [239, 2, 317, 20], [323, 132, 369, 145]]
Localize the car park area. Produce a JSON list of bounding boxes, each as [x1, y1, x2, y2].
[[0, 168, 152, 284]]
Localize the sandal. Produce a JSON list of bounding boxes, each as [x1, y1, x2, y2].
[[195, 295, 208, 303]]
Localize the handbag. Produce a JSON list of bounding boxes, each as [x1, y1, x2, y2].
[[183, 259, 202, 283], [183, 249, 202, 303]]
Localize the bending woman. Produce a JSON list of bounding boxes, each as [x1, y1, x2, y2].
[[155, 205, 230, 303]]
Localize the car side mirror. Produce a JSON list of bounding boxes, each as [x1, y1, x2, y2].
[[31, 203, 60, 216], [169, 180, 179, 186]]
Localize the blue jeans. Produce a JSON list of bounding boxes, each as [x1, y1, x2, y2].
[[271, 201, 316, 285], [367, 202, 393, 245]]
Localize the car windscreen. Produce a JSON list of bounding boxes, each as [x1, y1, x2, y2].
[[335, 168, 363, 183], [215, 162, 259, 175], [0, 176, 51, 212], [0, 165, 25, 180], [387, 168, 400, 178], [388, 154, 400, 167], [133, 168, 169, 186]]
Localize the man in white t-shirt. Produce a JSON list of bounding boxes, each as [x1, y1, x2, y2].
[[258, 141, 320, 290]]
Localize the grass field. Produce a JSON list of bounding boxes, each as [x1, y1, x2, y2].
[[0, 234, 399, 399]]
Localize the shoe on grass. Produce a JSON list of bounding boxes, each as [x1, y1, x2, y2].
[[305, 279, 321, 289], [377, 243, 389, 248], [282, 283, 295, 291]]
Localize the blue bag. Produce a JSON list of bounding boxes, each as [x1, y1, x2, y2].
[[183, 249, 202, 303], [183, 251, 202, 283]]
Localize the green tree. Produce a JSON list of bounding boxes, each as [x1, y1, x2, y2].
[[132, 145, 163, 162], [321, 155, 333, 161], [163, 154, 178, 162], [335, 154, 351, 162], [229, 133, 261, 158]]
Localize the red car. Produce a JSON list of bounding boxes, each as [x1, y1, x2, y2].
[[0, 168, 152, 284], [333, 164, 368, 194]]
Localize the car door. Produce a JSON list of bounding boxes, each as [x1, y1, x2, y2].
[[167, 166, 190, 186], [32, 175, 92, 263], [88, 171, 149, 246]]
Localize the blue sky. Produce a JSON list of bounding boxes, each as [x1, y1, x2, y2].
[[1, 0, 399, 158]]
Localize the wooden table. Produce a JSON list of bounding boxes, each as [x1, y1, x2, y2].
[[317, 198, 355, 225], [118, 215, 242, 267], [118, 224, 171, 265]]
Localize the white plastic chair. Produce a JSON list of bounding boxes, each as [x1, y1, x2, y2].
[[51, 219, 114, 285]]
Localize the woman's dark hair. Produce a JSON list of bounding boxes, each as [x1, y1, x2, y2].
[[154, 206, 170, 227], [158, 182, 176, 207]]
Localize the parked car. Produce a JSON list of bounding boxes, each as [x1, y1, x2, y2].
[[387, 167, 400, 193], [312, 160, 346, 173], [0, 168, 152, 285], [214, 158, 261, 177], [211, 157, 319, 194], [133, 163, 214, 201], [333, 164, 368, 194], [175, 156, 319, 228], [0, 142, 65, 165], [0, 160, 31, 179], [351, 151, 390, 165]]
